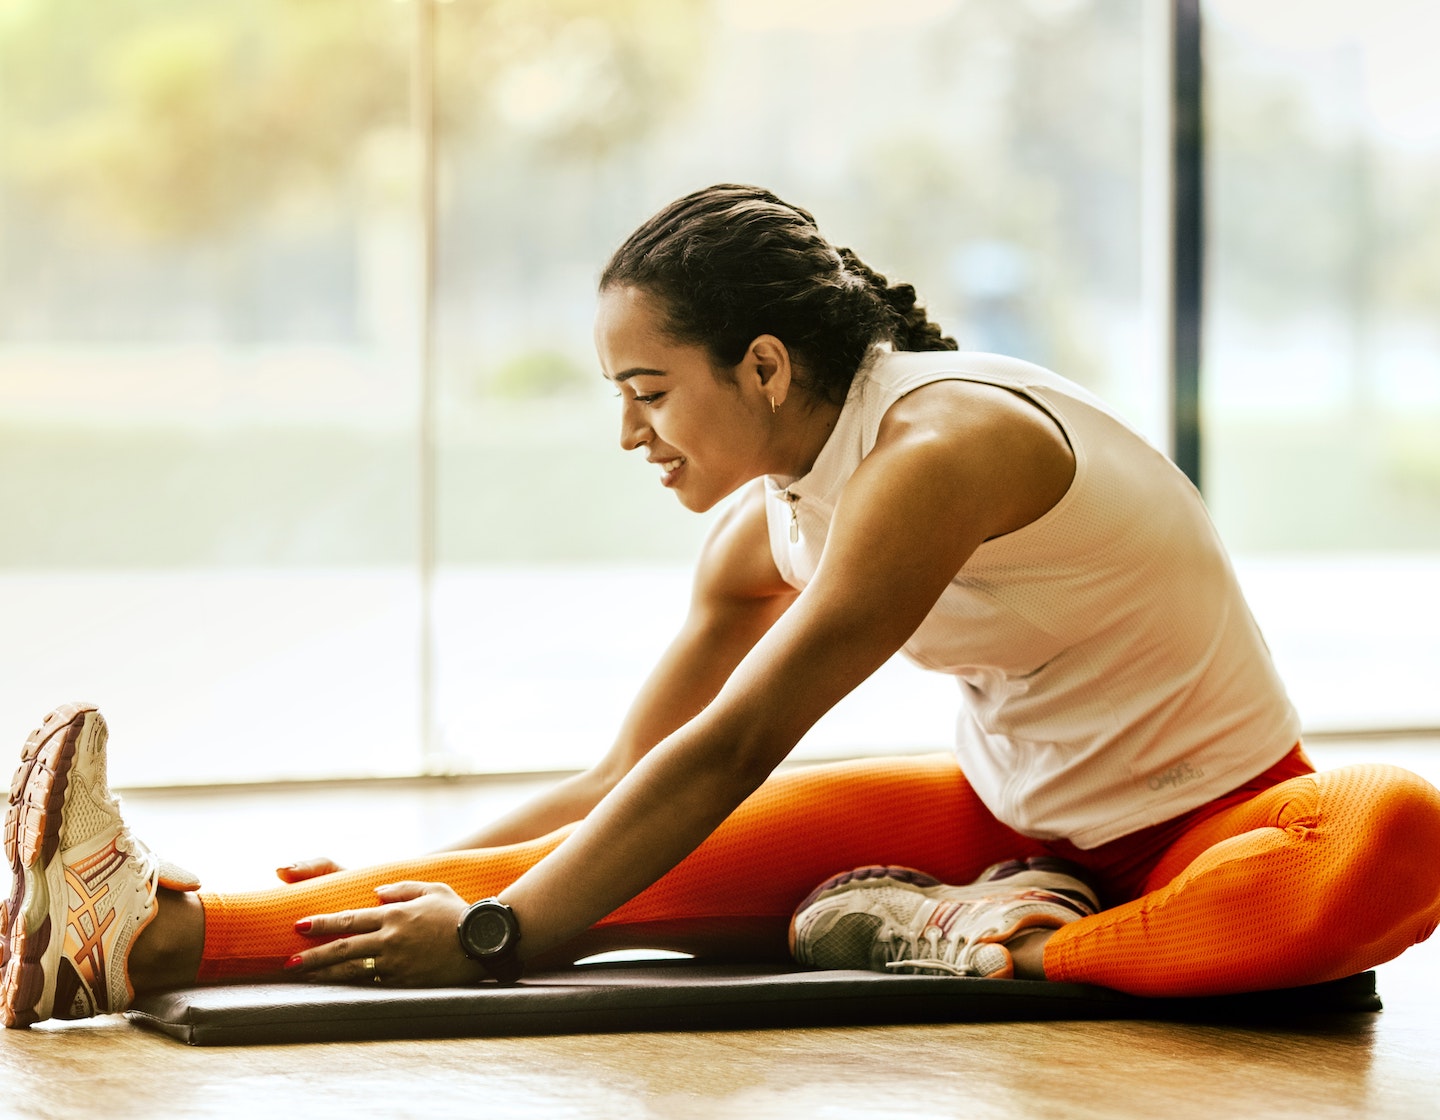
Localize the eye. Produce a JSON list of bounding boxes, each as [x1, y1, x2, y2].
[[634, 392, 665, 405]]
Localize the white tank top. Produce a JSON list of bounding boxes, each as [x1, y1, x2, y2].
[[764, 350, 1300, 848]]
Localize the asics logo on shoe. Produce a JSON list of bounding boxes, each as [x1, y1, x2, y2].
[[62, 837, 127, 1014]]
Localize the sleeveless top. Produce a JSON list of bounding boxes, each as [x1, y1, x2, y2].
[[763, 350, 1300, 849]]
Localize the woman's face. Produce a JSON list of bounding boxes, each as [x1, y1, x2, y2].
[[595, 285, 775, 513]]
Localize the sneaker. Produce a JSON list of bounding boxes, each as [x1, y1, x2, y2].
[[789, 857, 1101, 978], [2, 702, 197, 1028]]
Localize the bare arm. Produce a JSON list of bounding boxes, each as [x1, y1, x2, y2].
[[498, 381, 1075, 962], [291, 382, 1073, 985], [438, 482, 796, 851]]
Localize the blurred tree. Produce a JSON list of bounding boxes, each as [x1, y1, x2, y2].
[[436, 0, 705, 161], [486, 347, 589, 398], [1374, 171, 1440, 314], [0, 0, 704, 242], [844, 0, 1140, 384]]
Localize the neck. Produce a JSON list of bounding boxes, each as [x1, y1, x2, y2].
[[769, 392, 843, 481]]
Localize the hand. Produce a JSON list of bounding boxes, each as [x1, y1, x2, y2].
[[287, 881, 491, 987], [276, 856, 346, 884]]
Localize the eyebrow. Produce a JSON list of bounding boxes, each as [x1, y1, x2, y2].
[[606, 367, 668, 383]]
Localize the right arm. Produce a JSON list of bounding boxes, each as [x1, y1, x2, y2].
[[436, 481, 796, 851]]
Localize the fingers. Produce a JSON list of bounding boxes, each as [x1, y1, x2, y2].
[[288, 893, 429, 977], [285, 883, 478, 988], [294, 906, 384, 940], [373, 880, 444, 904], [276, 856, 344, 884], [287, 910, 384, 980], [287, 947, 383, 985]]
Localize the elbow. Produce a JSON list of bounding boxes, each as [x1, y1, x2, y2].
[[585, 753, 633, 804], [703, 716, 793, 801]]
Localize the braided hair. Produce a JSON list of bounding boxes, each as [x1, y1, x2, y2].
[[600, 185, 957, 405]]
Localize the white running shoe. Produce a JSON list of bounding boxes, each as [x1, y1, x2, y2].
[[789, 858, 1102, 978], [2, 702, 197, 1028]]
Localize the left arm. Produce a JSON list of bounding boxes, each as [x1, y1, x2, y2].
[[292, 381, 1073, 984], [498, 383, 1073, 960]]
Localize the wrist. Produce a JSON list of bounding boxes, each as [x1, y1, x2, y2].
[[456, 897, 524, 985]]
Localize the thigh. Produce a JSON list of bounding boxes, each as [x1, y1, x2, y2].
[[1138, 763, 1439, 896], [605, 752, 1046, 928]]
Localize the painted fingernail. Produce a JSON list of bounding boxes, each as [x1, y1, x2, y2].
[[284, 955, 304, 970], [295, 919, 312, 933]]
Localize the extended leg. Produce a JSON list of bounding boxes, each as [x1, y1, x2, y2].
[[193, 753, 1045, 982]]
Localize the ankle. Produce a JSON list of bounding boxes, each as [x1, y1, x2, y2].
[[129, 889, 205, 993], [1007, 928, 1055, 980]]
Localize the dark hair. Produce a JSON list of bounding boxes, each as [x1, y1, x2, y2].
[[599, 184, 957, 405]]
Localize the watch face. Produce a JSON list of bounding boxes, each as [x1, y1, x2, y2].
[[461, 900, 518, 960], [458, 899, 524, 982], [467, 908, 513, 955]]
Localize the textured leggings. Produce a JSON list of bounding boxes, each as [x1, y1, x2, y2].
[[196, 751, 1440, 997]]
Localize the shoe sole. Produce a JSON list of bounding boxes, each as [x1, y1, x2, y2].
[[2, 703, 96, 1029], [793, 865, 943, 917]]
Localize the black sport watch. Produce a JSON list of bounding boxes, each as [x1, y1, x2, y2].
[[456, 898, 524, 985]]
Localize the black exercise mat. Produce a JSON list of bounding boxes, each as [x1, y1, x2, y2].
[[124, 963, 1382, 1046]]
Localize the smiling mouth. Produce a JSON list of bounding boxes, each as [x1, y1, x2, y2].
[[654, 456, 686, 486]]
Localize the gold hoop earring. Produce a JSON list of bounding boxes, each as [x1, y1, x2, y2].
[[769, 396, 777, 414]]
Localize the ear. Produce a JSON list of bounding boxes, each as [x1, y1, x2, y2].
[[740, 335, 794, 409]]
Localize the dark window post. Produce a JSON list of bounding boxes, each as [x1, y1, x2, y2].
[[1172, 0, 1204, 489]]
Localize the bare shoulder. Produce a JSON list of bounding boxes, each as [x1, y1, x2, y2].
[[693, 480, 796, 605], [870, 379, 1076, 540], [878, 378, 1071, 454]]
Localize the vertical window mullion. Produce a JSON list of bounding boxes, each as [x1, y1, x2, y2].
[[414, 0, 440, 770], [1172, 0, 1205, 489]]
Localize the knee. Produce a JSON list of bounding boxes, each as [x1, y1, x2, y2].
[[1358, 765, 1440, 848], [1327, 765, 1440, 914]]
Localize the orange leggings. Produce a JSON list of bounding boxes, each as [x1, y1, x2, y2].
[[196, 750, 1440, 997]]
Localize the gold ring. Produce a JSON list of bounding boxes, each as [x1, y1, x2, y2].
[[360, 956, 379, 983]]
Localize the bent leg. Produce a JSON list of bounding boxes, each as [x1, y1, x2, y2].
[[198, 753, 1043, 981], [1045, 764, 1440, 996]]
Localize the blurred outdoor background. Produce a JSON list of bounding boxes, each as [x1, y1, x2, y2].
[[0, 0, 1436, 786]]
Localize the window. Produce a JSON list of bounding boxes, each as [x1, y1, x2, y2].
[[1205, 0, 1440, 732], [0, 1, 423, 783], [428, 0, 1150, 772], [24, 3, 1379, 783]]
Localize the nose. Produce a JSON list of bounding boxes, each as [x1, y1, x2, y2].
[[619, 397, 650, 452]]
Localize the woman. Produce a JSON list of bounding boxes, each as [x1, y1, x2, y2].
[[5, 185, 1439, 1028]]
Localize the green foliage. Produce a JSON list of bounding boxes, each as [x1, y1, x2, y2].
[[1386, 416, 1440, 497], [0, 0, 407, 239], [483, 348, 592, 399], [0, 0, 704, 241], [435, 0, 706, 160], [1208, 32, 1440, 320]]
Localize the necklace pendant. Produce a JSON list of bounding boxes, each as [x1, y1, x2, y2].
[[779, 488, 801, 543]]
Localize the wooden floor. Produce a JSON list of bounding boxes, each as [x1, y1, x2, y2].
[[4, 739, 1439, 1119]]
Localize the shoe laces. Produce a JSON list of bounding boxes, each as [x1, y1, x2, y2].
[[113, 825, 161, 906], [877, 914, 1001, 977]]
